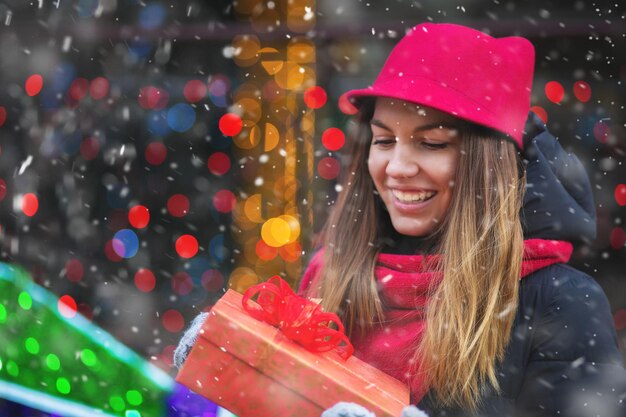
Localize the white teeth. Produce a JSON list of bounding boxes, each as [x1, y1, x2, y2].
[[392, 190, 435, 202]]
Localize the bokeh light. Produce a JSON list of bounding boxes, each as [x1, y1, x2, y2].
[[317, 157, 340, 180], [134, 268, 156, 292], [545, 81, 564, 104], [69, 78, 90, 101], [25, 74, 44, 96], [175, 234, 198, 258], [172, 272, 193, 296], [338, 93, 359, 115], [615, 184, 626, 206], [167, 194, 190, 217], [201, 269, 224, 292], [80, 137, 100, 160], [161, 309, 184, 333], [21, 193, 39, 217], [183, 80, 207, 103], [58, 294, 78, 318], [573, 81, 591, 103], [530, 106, 548, 124], [65, 258, 84, 282], [322, 127, 345, 151], [128, 205, 150, 228], [219, 113, 243, 136], [112, 229, 139, 259], [89, 77, 110, 100], [213, 189, 236, 213], [303, 86, 327, 109], [207, 152, 231, 176], [145, 141, 167, 166], [138, 86, 169, 110], [167, 103, 196, 132]]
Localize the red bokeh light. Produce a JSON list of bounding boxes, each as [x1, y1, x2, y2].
[[69, 78, 90, 101], [134, 268, 156, 292], [213, 189, 236, 213], [65, 258, 84, 282], [0, 179, 6, 201], [167, 194, 190, 217], [80, 137, 100, 160], [172, 272, 193, 295], [545, 81, 564, 104], [615, 184, 626, 206], [183, 80, 207, 103], [90, 77, 110, 100], [207, 152, 231, 176], [218, 113, 243, 136], [530, 106, 548, 124], [256, 239, 278, 261], [0, 106, 6, 127], [317, 157, 340, 180], [25, 74, 44, 97], [610, 227, 625, 250], [104, 239, 123, 262], [58, 295, 78, 319], [593, 121, 610, 144], [77, 303, 93, 320], [162, 309, 185, 333], [338, 93, 358, 115], [573, 81, 591, 103], [279, 241, 302, 262], [138, 86, 169, 110], [21, 193, 39, 217], [614, 309, 626, 331], [129, 205, 150, 228], [303, 86, 327, 109], [176, 234, 198, 258], [322, 127, 345, 151], [145, 142, 167, 166]]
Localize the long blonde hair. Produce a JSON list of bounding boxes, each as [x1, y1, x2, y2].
[[302, 104, 526, 410]]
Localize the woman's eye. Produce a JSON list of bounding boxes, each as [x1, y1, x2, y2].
[[422, 142, 448, 149], [372, 138, 395, 147]]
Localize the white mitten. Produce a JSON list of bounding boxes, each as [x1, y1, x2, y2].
[[321, 402, 376, 417], [172, 311, 209, 368], [321, 403, 429, 417], [401, 405, 430, 417]]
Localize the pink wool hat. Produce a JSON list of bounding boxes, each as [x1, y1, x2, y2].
[[344, 23, 535, 149]]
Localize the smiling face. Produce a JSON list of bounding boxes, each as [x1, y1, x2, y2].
[[368, 98, 462, 237]]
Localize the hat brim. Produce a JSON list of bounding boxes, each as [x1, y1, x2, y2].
[[344, 77, 522, 146]]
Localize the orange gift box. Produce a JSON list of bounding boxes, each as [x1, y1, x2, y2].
[[176, 289, 409, 417]]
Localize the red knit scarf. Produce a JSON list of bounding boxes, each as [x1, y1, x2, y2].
[[298, 238, 573, 402]]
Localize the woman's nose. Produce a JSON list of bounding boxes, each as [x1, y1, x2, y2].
[[385, 147, 419, 178]]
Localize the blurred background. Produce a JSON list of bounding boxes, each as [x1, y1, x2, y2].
[[0, 0, 625, 416]]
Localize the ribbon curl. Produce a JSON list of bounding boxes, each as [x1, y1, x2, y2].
[[242, 275, 354, 359]]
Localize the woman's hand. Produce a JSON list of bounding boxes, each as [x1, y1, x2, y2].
[[321, 402, 429, 417]]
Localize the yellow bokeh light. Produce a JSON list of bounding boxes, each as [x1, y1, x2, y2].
[[261, 60, 284, 75], [232, 35, 261, 67], [279, 214, 301, 242], [234, 98, 262, 125], [244, 194, 264, 223], [261, 217, 291, 247], [233, 126, 261, 150], [287, 3, 316, 33], [228, 267, 259, 293], [287, 39, 315, 64], [264, 122, 280, 152]]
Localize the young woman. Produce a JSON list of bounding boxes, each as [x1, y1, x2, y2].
[[175, 23, 626, 416]]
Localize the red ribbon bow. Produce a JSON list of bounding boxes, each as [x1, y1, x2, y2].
[[242, 276, 354, 359]]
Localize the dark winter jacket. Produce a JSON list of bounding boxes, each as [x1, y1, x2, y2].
[[414, 114, 626, 417]]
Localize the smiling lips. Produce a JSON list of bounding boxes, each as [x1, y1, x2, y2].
[[391, 189, 436, 203]]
